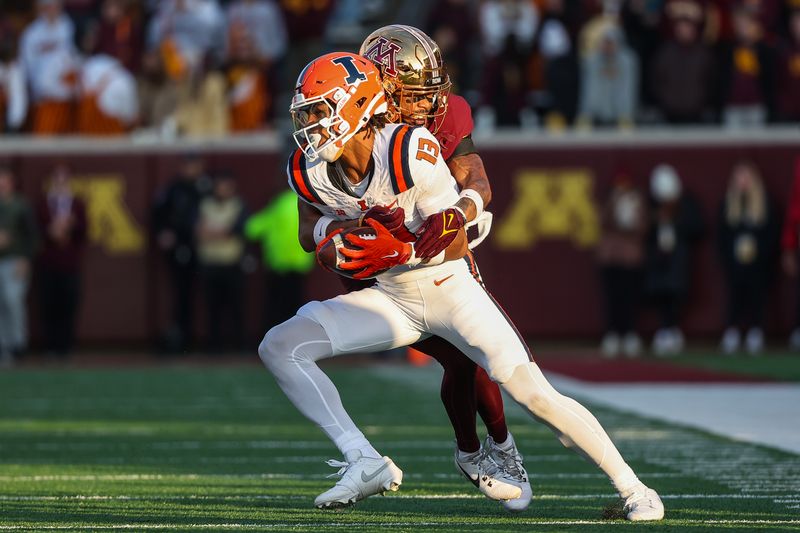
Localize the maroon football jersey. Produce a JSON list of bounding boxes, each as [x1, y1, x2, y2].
[[435, 94, 474, 162]]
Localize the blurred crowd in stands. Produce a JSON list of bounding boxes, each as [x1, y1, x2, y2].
[[0, 0, 798, 138]]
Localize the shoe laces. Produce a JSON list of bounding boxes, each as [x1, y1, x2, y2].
[[324, 459, 350, 479], [484, 439, 526, 482]]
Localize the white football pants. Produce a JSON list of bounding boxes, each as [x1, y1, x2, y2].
[[259, 258, 640, 494]]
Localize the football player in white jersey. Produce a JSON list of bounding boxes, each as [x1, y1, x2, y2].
[[298, 25, 531, 512], [259, 51, 664, 521]]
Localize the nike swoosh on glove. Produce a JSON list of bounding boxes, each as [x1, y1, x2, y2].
[[414, 207, 466, 259], [361, 204, 416, 243], [339, 218, 412, 279]]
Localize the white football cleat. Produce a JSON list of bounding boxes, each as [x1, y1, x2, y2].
[[454, 445, 521, 501], [314, 453, 403, 509], [623, 485, 665, 521], [484, 435, 532, 512]]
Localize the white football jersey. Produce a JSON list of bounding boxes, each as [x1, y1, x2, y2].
[[287, 123, 461, 280]]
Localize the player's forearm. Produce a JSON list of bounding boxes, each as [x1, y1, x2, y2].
[[442, 229, 468, 261], [447, 153, 492, 222], [298, 200, 360, 252]]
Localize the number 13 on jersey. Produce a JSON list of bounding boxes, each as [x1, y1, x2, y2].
[[416, 138, 440, 165]]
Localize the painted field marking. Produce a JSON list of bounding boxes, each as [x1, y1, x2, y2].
[[0, 471, 688, 482], [0, 519, 799, 530], [0, 493, 796, 501]]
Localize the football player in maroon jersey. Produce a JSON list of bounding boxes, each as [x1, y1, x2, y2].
[[297, 25, 530, 510]]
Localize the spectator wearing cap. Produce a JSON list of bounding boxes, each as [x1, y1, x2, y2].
[[650, 3, 716, 123], [596, 171, 648, 358], [19, 0, 80, 134], [577, 24, 639, 129], [717, 3, 777, 127], [36, 164, 88, 358], [644, 164, 704, 356], [196, 173, 248, 353], [717, 161, 779, 355]]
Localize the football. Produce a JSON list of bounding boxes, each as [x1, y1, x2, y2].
[[316, 226, 389, 279]]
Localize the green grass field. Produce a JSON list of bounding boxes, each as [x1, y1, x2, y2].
[[1, 363, 799, 532]]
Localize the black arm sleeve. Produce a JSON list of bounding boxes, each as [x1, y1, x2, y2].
[[447, 135, 478, 161]]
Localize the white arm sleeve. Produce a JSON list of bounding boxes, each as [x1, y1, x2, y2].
[[409, 127, 460, 218]]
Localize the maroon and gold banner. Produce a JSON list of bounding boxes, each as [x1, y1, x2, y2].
[[9, 139, 800, 345]]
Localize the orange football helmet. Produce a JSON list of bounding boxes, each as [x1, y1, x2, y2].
[[291, 52, 388, 162], [359, 25, 451, 134]]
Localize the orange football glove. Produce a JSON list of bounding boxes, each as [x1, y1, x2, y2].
[[360, 204, 416, 243], [339, 218, 412, 279], [414, 207, 466, 259]]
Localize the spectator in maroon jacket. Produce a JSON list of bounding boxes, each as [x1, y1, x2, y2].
[[36, 163, 87, 357], [94, 0, 144, 74], [717, 3, 777, 127], [650, 4, 716, 123]]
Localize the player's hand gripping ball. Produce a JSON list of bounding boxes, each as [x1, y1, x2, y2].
[[360, 204, 416, 243], [316, 219, 411, 280]]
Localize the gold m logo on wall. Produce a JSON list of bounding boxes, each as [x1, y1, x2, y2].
[[69, 176, 145, 254], [495, 169, 599, 249]]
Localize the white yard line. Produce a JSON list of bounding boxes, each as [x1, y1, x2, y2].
[[0, 493, 796, 501], [0, 519, 799, 529]]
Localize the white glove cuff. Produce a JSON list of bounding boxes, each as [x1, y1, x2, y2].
[[405, 245, 445, 267], [406, 244, 423, 267], [313, 215, 335, 245], [425, 249, 446, 266], [459, 188, 484, 218]]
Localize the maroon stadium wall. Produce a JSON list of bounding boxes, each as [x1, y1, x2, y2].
[[9, 136, 800, 346]]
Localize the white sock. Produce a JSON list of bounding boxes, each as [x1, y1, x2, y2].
[[495, 432, 515, 451], [457, 448, 480, 460], [616, 476, 644, 498], [335, 432, 380, 460]]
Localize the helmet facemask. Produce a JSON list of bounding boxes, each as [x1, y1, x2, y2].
[[390, 77, 452, 134], [291, 87, 351, 163], [291, 81, 387, 163]]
